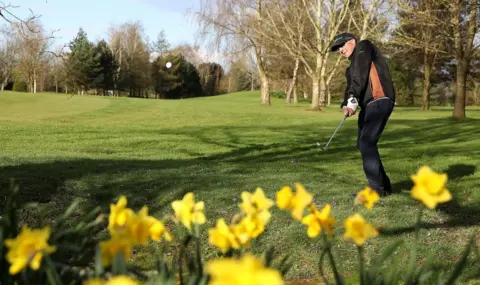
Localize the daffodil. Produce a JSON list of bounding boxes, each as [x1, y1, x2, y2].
[[410, 165, 452, 209], [354, 186, 380, 210], [106, 275, 140, 285], [83, 278, 106, 285], [171, 192, 206, 230], [240, 188, 274, 224], [124, 206, 172, 244], [343, 214, 378, 246], [108, 195, 135, 235], [208, 218, 240, 253], [276, 183, 313, 221], [99, 236, 133, 266], [4, 225, 57, 275], [301, 204, 337, 238], [206, 254, 284, 285]]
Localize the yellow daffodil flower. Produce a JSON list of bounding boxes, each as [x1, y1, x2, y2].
[[276, 183, 313, 221], [108, 195, 135, 235], [240, 187, 274, 223], [301, 204, 337, 238], [83, 278, 106, 285], [99, 236, 133, 266], [411, 165, 452, 209], [105, 275, 140, 285], [171, 192, 206, 230], [208, 218, 240, 253], [124, 206, 172, 244], [4, 225, 57, 275], [354, 186, 380, 210], [343, 214, 378, 246], [206, 254, 284, 285]]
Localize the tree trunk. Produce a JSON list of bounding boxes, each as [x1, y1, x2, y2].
[[422, 53, 433, 111], [293, 87, 298, 104], [33, 70, 37, 94], [311, 76, 320, 110], [474, 82, 480, 106], [259, 71, 270, 105], [453, 59, 468, 118], [327, 86, 331, 106], [55, 78, 58, 93], [286, 58, 300, 104], [228, 75, 232, 93]]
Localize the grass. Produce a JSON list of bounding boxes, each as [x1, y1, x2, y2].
[[0, 90, 479, 284]]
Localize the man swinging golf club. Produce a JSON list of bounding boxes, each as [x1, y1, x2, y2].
[[330, 32, 396, 197]]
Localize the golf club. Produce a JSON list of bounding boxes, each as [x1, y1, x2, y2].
[[317, 115, 347, 151]]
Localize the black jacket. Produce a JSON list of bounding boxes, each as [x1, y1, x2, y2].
[[340, 40, 395, 109]]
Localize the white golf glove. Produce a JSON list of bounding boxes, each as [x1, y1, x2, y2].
[[346, 96, 358, 112]]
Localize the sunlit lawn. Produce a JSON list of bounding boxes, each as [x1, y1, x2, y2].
[[0, 91, 479, 283]]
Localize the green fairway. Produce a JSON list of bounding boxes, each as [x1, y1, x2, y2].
[[1, 91, 479, 283]]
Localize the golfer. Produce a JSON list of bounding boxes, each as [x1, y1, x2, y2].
[[330, 32, 396, 197]]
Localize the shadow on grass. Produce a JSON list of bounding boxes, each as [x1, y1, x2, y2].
[[380, 163, 479, 236], [0, 117, 479, 231]]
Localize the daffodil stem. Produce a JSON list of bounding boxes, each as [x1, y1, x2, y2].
[[195, 225, 202, 277], [406, 205, 424, 285], [322, 233, 344, 285], [358, 246, 365, 285]]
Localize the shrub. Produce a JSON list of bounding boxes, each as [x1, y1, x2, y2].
[[12, 81, 28, 92], [0, 165, 478, 285]]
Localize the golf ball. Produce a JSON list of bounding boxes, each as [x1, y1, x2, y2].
[[166, 62, 172, 68]]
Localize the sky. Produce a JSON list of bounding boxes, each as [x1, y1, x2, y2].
[[12, 0, 213, 57]]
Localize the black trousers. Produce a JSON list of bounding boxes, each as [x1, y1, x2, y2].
[[357, 98, 394, 194]]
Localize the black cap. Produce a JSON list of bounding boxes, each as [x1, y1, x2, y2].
[[330, 32, 356, 52]]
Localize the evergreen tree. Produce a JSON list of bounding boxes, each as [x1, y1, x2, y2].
[[67, 28, 97, 94], [92, 40, 117, 94]]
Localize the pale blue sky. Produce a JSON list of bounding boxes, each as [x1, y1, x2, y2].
[[14, 0, 201, 48]]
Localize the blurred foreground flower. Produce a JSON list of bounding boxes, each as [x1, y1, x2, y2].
[[4, 225, 57, 275], [354, 186, 379, 210], [240, 187, 274, 224], [276, 183, 313, 221], [301, 204, 337, 238], [99, 236, 133, 266], [108, 195, 135, 235], [171, 192, 206, 230], [208, 218, 241, 253], [411, 165, 451, 209], [206, 254, 283, 285], [83, 275, 139, 285], [343, 214, 378, 246]]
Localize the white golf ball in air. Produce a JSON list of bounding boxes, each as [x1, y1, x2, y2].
[[166, 62, 172, 68]]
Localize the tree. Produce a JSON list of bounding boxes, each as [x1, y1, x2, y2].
[[0, 24, 19, 91], [391, 0, 450, 110], [198, 62, 225, 96], [92, 40, 118, 94], [107, 21, 151, 97], [150, 29, 170, 58], [195, 0, 272, 105], [448, 0, 478, 118], [67, 28, 97, 94], [151, 54, 202, 99], [14, 20, 54, 93]]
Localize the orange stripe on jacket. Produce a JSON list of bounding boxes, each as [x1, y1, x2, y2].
[[370, 62, 385, 99]]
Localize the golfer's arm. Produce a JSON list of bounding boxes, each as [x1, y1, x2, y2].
[[346, 42, 372, 100]]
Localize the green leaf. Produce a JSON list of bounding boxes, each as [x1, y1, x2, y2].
[[94, 245, 104, 277], [112, 252, 127, 275], [62, 199, 81, 219], [443, 232, 476, 285], [367, 239, 404, 283]]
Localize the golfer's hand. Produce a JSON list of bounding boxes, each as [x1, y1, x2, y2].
[[343, 107, 355, 117]]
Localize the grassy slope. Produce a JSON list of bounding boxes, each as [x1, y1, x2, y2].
[[0, 91, 479, 283]]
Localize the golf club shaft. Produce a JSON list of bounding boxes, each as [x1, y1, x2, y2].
[[323, 115, 347, 150]]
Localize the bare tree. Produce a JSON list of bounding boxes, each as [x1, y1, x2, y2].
[[391, 0, 450, 111], [449, 0, 478, 118], [0, 24, 18, 91], [14, 20, 55, 93], [194, 0, 272, 105], [0, 2, 43, 37]]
